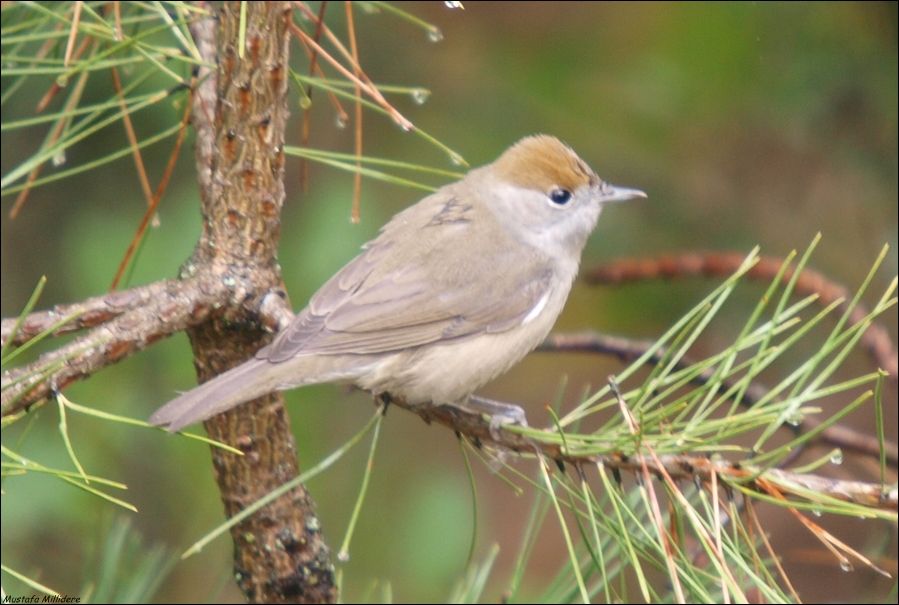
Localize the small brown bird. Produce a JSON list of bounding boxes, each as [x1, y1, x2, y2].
[[151, 135, 645, 431]]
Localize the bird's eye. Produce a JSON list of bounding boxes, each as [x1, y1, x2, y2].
[[548, 188, 572, 206]]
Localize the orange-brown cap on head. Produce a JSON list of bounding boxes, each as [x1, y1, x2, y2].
[[492, 135, 598, 193]]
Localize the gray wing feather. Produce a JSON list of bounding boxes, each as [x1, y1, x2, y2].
[[260, 191, 555, 363]]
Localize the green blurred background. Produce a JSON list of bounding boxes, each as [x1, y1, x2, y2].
[[2, 2, 896, 602]]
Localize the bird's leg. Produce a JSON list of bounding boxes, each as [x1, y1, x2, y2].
[[374, 392, 393, 415], [465, 395, 528, 425], [447, 395, 528, 440], [377, 391, 528, 439]]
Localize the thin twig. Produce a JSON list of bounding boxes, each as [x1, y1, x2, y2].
[[288, 18, 413, 130], [293, 30, 349, 131], [539, 331, 898, 466], [63, 1, 83, 68], [585, 252, 898, 380], [109, 64, 157, 220], [36, 35, 90, 113], [388, 395, 898, 512], [108, 85, 193, 290], [345, 0, 363, 223], [298, 1, 328, 192], [112, 1, 123, 41]]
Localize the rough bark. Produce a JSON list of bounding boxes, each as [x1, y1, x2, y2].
[[184, 4, 335, 602]]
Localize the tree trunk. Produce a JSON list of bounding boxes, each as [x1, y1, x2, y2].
[[185, 3, 336, 602]]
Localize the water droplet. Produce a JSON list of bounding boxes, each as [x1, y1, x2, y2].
[[448, 151, 465, 166], [427, 27, 444, 43], [811, 508, 822, 517], [839, 560, 853, 572], [335, 114, 348, 129], [56, 74, 69, 87], [52, 150, 66, 167], [786, 410, 803, 426], [829, 449, 843, 465], [444, 1, 464, 8], [410, 88, 430, 105], [299, 96, 312, 110], [337, 551, 350, 562], [397, 120, 413, 132]]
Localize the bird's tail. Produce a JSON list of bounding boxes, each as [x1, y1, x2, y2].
[[149, 358, 285, 432]]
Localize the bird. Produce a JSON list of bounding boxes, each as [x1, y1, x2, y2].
[[150, 135, 646, 431]]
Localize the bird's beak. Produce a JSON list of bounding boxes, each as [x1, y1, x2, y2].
[[597, 183, 647, 204]]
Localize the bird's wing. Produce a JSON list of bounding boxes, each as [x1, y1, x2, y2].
[[259, 193, 554, 362]]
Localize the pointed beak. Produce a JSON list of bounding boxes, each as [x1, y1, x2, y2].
[[597, 183, 647, 204]]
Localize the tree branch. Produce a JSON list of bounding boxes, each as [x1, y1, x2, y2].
[[1, 279, 174, 347], [1, 275, 221, 415], [584, 251, 898, 381], [539, 331, 898, 466], [391, 396, 898, 513]]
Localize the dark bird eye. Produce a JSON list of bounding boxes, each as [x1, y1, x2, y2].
[[549, 188, 572, 205]]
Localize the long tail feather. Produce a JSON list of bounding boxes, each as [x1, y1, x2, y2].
[[150, 359, 281, 432]]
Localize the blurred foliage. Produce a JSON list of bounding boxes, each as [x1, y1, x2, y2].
[[2, 2, 897, 603]]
